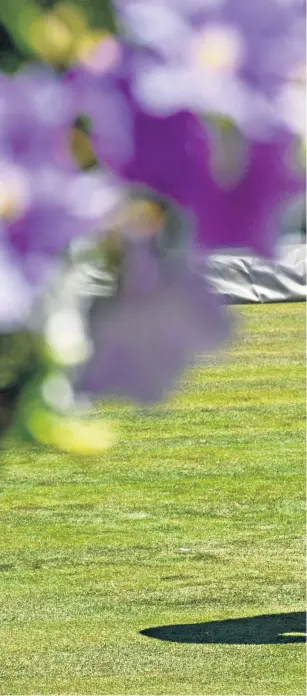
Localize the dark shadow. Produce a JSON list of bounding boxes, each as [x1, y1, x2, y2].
[[140, 612, 306, 645]]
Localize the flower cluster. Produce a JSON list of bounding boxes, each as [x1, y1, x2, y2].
[[115, 0, 306, 137], [0, 0, 305, 450]]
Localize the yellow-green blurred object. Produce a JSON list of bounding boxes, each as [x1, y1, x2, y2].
[[76, 30, 121, 73], [69, 126, 98, 170], [112, 200, 165, 239], [293, 137, 306, 173], [29, 18, 115, 67], [26, 407, 118, 454], [28, 13, 75, 65], [0, 0, 116, 66], [53, 1, 88, 36], [205, 114, 248, 188]]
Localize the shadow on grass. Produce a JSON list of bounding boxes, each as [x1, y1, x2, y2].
[[140, 612, 306, 644]]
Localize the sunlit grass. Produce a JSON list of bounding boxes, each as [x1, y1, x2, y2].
[[0, 302, 305, 695]]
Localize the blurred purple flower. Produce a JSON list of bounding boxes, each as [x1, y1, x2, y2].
[[65, 63, 135, 169], [179, 125, 305, 256], [66, 52, 304, 257], [0, 64, 125, 294], [66, 60, 207, 201], [115, 0, 305, 138], [78, 238, 230, 402], [0, 158, 124, 285], [0, 65, 75, 167]]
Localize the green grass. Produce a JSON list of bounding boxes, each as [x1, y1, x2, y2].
[[0, 302, 305, 695]]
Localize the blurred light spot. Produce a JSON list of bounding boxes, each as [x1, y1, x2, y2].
[[77, 33, 121, 75], [42, 372, 74, 412], [67, 174, 123, 220], [28, 14, 73, 65], [45, 309, 92, 365], [193, 23, 245, 75], [279, 632, 306, 638], [0, 165, 30, 221], [54, 1, 87, 37], [276, 64, 306, 136], [114, 199, 165, 239]]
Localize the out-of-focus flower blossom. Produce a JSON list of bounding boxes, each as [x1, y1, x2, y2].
[[0, 66, 75, 166], [179, 125, 305, 256], [115, 0, 305, 139], [0, 158, 123, 285], [77, 236, 230, 402], [65, 51, 134, 169], [0, 0, 304, 447], [0, 65, 125, 330], [77, 32, 122, 75], [66, 51, 304, 257]]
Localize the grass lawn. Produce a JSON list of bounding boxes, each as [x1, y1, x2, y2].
[[0, 302, 305, 695]]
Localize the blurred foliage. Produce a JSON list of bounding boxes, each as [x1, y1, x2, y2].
[[0, 332, 41, 437], [0, 0, 116, 70], [0, 332, 35, 389], [39, 0, 115, 31], [0, 22, 26, 72]]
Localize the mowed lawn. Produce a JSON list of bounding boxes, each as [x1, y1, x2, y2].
[[0, 303, 305, 695]]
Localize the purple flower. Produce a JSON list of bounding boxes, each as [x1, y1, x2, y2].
[[65, 63, 135, 169], [66, 54, 304, 257], [78, 238, 230, 402], [115, 0, 305, 138], [0, 65, 75, 167], [66, 61, 208, 202], [0, 158, 124, 286], [0, 65, 125, 287], [179, 126, 305, 257]]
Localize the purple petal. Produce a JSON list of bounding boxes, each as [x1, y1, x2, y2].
[[0, 66, 75, 167], [188, 130, 305, 256], [67, 54, 304, 258], [79, 240, 230, 402], [4, 163, 123, 274], [64, 68, 135, 167], [110, 98, 304, 257]]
